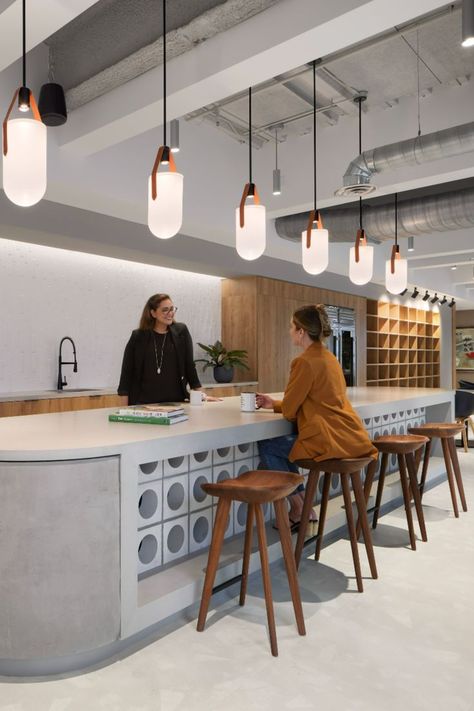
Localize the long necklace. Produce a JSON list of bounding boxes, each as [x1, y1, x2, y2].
[[153, 331, 167, 375]]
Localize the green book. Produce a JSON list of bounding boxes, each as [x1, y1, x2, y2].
[[108, 413, 188, 425]]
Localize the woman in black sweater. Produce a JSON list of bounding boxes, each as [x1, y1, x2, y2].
[[118, 293, 215, 405]]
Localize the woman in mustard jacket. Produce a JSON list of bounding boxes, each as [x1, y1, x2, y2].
[[257, 304, 377, 523]]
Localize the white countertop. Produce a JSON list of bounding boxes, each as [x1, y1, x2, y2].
[[0, 387, 453, 461], [0, 382, 258, 402]]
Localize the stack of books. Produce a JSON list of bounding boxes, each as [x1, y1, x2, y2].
[[108, 403, 188, 425]]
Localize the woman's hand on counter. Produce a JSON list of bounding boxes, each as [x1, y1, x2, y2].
[[256, 393, 275, 409]]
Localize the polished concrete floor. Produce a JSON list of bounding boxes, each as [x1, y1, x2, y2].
[[2, 452, 474, 711]]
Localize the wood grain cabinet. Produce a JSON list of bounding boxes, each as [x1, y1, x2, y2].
[[0, 394, 127, 418], [222, 276, 367, 392]]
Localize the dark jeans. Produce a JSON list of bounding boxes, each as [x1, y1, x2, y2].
[[257, 434, 305, 494]]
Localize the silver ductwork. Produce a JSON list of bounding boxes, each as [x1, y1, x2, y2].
[[336, 122, 474, 196], [275, 186, 474, 243]]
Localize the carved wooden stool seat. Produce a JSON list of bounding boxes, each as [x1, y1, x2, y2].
[[196, 470, 306, 657], [293, 457, 378, 593], [363, 434, 429, 551], [408, 423, 467, 518]]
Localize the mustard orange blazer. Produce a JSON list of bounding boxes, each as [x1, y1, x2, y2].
[[274, 341, 377, 463]]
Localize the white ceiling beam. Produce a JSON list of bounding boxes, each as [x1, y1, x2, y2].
[[58, 0, 450, 156], [0, 0, 99, 73]]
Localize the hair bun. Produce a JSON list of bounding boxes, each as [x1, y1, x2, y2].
[[314, 304, 332, 338]]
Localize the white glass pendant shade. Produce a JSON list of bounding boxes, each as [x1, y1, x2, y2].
[[148, 171, 184, 239], [235, 203, 266, 260], [349, 244, 374, 285], [385, 256, 408, 294], [301, 227, 329, 275], [3, 118, 47, 207]]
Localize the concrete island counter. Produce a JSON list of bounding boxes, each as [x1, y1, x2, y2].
[[0, 388, 454, 676]]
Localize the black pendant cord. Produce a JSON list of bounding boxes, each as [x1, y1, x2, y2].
[[358, 96, 363, 232], [163, 0, 167, 146], [22, 0, 26, 87], [312, 60, 317, 214], [248, 87, 252, 184], [394, 192, 398, 248]]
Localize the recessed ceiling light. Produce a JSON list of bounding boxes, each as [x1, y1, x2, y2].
[[451, 265, 457, 270]]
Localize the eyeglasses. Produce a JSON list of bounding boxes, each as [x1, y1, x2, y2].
[[160, 306, 178, 315]]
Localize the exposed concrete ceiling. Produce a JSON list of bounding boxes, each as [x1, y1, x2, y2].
[[46, 0, 282, 110], [189, 4, 474, 145]]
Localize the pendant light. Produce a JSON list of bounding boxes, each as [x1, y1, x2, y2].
[[272, 127, 281, 195], [2, 0, 47, 207], [148, 0, 183, 239], [235, 87, 266, 260], [348, 93, 373, 285], [302, 60, 328, 275], [385, 193, 408, 294]]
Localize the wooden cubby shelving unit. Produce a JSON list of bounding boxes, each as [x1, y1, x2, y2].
[[366, 300, 441, 388]]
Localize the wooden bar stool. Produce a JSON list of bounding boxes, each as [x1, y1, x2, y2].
[[293, 457, 378, 593], [408, 423, 468, 518], [196, 470, 306, 657], [362, 435, 429, 551]]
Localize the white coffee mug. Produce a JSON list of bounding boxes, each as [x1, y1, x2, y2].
[[241, 391, 256, 412], [190, 390, 204, 406]]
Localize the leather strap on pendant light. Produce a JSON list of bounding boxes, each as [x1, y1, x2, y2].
[[306, 209, 324, 249], [354, 228, 367, 263], [390, 244, 400, 274], [3, 88, 41, 156], [239, 182, 260, 228], [151, 146, 177, 200]]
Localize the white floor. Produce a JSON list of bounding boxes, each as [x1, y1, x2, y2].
[[2, 452, 474, 711]]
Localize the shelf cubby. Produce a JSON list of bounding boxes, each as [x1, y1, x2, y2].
[[366, 300, 441, 388]]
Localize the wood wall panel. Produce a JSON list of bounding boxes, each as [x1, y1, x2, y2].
[[0, 394, 128, 419], [222, 276, 367, 394]]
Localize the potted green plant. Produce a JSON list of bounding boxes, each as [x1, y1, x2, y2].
[[195, 341, 249, 383]]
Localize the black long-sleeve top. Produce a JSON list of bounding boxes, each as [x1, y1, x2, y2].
[[118, 322, 201, 405]]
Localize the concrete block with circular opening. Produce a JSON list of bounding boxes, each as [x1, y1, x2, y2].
[[163, 516, 188, 563], [137, 480, 162, 529], [234, 442, 253, 460], [163, 455, 189, 477], [234, 457, 253, 478], [138, 460, 163, 484], [212, 446, 233, 464], [190, 450, 212, 469], [137, 524, 162, 574], [189, 508, 212, 553], [189, 468, 212, 511], [163, 474, 189, 520], [212, 464, 233, 484], [212, 503, 234, 539]]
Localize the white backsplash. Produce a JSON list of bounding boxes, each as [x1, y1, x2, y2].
[[0, 238, 222, 393]]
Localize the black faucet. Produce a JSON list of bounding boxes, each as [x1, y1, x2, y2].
[[57, 337, 78, 390]]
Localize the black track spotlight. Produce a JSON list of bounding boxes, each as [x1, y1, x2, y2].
[[411, 286, 419, 299], [400, 288, 408, 296], [38, 82, 67, 126], [430, 293, 439, 304], [422, 290, 430, 301], [449, 298, 456, 308], [440, 295, 448, 305]]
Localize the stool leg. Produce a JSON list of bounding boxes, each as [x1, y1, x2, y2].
[[405, 452, 428, 542], [274, 500, 306, 637], [461, 419, 468, 453], [441, 438, 459, 518], [419, 439, 432, 499], [356, 458, 377, 540], [255, 503, 278, 657], [294, 469, 319, 569], [469, 417, 474, 440], [351, 471, 378, 580], [340, 474, 364, 592], [239, 504, 255, 606], [447, 437, 468, 512], [372, 453, 388, 529], [398, 455, 417, 551], [197, 498, 232, 632], [315, 473, 331, 562]]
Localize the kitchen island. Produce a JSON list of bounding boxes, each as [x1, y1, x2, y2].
[[0, 388, 454, 676]]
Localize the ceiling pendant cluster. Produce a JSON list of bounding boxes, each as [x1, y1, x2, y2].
[[2, 0, 47, 207]]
